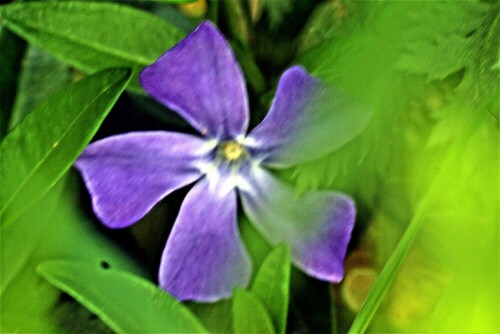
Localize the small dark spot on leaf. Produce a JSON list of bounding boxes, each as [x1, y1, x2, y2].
[[100, 260, 111, 269], [465, 30, 476, 38]]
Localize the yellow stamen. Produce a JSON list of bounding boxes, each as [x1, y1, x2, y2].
[[223, 141, 244, 161]]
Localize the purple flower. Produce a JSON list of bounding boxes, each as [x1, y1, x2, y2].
[[75, 21, 355, 302]]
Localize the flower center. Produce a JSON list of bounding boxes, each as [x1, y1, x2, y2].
[[219, 141, 245, 161]]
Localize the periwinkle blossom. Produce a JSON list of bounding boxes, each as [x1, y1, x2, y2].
[[75, 21, 355, 302]]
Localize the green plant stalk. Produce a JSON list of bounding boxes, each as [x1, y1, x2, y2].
[[230, 41, 266, 94], [329, 286, 339, 334], [207, 0, 219, 24], [221, 0, 250, 46]]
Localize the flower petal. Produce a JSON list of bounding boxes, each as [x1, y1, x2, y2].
[[159, 175, 251, 302], [75, 132, 212, 228], [239, 166, 355, 282], [140, 21, 249, 139], [246, 66, 371, 167]]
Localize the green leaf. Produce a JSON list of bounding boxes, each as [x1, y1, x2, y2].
[[240, 216, 272, 278], [233, 289, 276, 334], [37, 260, 207, 334], [9, 46, 71, 129], [0, 1, 184, 92], [395, 1, 499, 145], [1, 173, 144, 332], [1, 176, 66, 300], [0, 68, 131, 228], [188, 300, 233, 334], [251, 244, 291, 334]]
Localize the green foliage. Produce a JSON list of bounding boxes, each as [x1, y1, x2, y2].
[[1, 173, 144, 332], [294, 31, 402, 206], [0, 1, 184, 92], [0, 68, 131, 228], [295, 1, 499, 332], [37, 260, 207, 333], [348, 189, 435, 334], [233, 289, 276, 334], [395, 1, 499, 146], [239, 216, 273, 277], [262, 0, 292, 29], [396, 2, 498, 107], [251, 244, 291, 334], [297, 0, 367, 53], [9, 46, 71, 128], [293, 0, 498, 201], [188, 299, 234, 334]]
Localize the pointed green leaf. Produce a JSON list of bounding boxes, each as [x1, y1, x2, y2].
[[233, 289, 276, 334], [251, 244, 291, 334], [0, 1, 184, 92], [0, 68, 131, 228], [37, 260, 207, 333], [1, 173, 143, 332]]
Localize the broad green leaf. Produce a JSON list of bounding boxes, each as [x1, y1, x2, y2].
[[1, 173, 143, 332], [0, 68, 131, 228], [233, 289, 276, 334], [37, 260, 207, 334], [9, 46, 71, 129], [251, 244, 291, 334], [0, 1, 184, 92], [1, 176, 66, 298]]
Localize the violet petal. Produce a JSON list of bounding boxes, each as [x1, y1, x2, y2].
[[159, 175, 251, 302], [140, 21, 249, 139], [75, 131, 212, 228], [239, 166, 355, 282], [245, 66, 321, 166], [247, 66, 368, 167]]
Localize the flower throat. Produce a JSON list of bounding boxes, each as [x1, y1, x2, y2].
[[218, 141, 246, 162]]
